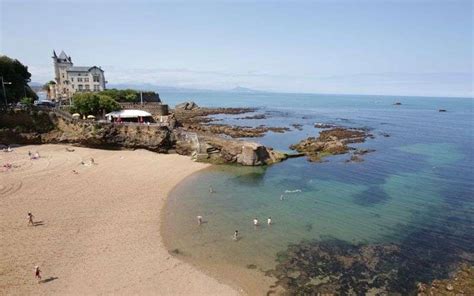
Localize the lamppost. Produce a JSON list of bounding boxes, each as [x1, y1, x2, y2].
[[1, 76, 13, 107]]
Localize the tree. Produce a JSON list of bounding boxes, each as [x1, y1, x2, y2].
[[71, 92, 121, 116], [0, 55, 38, 107]]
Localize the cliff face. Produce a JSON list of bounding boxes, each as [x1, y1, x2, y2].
[[0, 110, 285, 166], [0, 111, 173, 152]]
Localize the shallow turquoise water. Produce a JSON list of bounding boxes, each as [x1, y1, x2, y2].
[[162, 92, 473, 292]]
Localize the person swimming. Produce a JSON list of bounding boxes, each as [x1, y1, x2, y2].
[[253, 218, 259, 226]]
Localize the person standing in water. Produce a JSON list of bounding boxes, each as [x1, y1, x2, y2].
[[27, 212, 34, 226], [35, 266, 42, 282], [233, 230, 239, 241], [280, 194, 284, 201], [197, 215, 203, 225], [209, 186, 214, 194], [253, 217, 259, 226], [267, 217, 272, 225]]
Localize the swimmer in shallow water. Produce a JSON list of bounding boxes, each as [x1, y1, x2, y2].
[[233, 230, 239, 241], [253, 217, 259, 226]]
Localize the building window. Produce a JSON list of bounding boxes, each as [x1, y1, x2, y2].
[[93, 84, 100, 91], [72, 84, 75, 89], [78, 78, 83, 82], [62, 74, 65, 78], [84, 78, 89, 82], [85, 85, 90, 90], [71, 77, 74, 82], [78, 84, 83, 91], [93, 75, 100, 82]]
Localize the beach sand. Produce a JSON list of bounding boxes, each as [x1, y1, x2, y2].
[[0, 144, 240, 295]]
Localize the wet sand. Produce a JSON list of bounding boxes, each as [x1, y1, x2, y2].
[[0, 144, 240, 295]]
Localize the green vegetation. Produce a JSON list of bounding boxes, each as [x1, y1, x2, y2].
[[100, 89, 138, 102], [0, 55, 38, 107], [99, 89, 159, 103], [20, 97, 34, 108], [71, 92, 121, 116]]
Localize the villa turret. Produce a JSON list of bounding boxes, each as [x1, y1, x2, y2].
[[49, 50, 106, 102]]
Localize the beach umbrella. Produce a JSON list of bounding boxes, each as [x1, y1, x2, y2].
[[87, 115, 96, 119], [72, 113, 80, 118]]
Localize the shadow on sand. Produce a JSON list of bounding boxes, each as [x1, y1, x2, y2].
[[40, 276, 58, 284]]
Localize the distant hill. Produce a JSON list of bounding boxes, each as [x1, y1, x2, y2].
[[31, 82, 267, 94], [229, 86, 262, 93]]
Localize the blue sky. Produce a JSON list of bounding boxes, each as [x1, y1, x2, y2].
[[1, 0, 472, 97]]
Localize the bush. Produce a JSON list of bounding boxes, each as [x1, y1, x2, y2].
[[71, 93, 121, 116], [20, 97, 34, 108]]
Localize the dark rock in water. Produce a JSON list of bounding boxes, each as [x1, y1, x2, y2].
[[291, 123, 303, 131], [354, 148, 376, 155], [236, 114, 266, 120], [439, 109, 447, 112], [380, 132, 391, 137], [346, 155, 364, 163], [393, 102, 402, 105]]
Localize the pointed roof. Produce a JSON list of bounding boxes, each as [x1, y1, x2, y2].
[[58, 50, 68, 60], [52, 50, 57, 58]]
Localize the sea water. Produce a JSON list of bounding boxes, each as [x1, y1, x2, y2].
[[161, 91, 473, 294]]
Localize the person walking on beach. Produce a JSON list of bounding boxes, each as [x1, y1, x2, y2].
[[27, 212, 34, 226], [197, 215, 203, 225], [35, 266, 42, 283], [233, 230, 239, 241], [267, 217, 272, 225], [253, 217, 259, 226]]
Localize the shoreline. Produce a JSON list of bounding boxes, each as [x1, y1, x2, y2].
[[161, 169, 275, 295], [0, 144, 240, 295]]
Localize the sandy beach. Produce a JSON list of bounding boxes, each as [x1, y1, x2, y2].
[[0, 144, 240, 295]]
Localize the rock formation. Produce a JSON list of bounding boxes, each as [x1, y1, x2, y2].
[[0, 110, 172, 152], [290, 128, 372, 162]]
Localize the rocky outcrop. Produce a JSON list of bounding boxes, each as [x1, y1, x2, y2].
[[184, 123, 290, 138], [0, 111, 173, 152], [175, 132, 286, 166], [175, 101, 199, 110], [289, 128, 372, 162]]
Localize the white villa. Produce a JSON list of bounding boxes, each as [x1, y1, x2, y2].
[[48, 50, 106, 102]]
